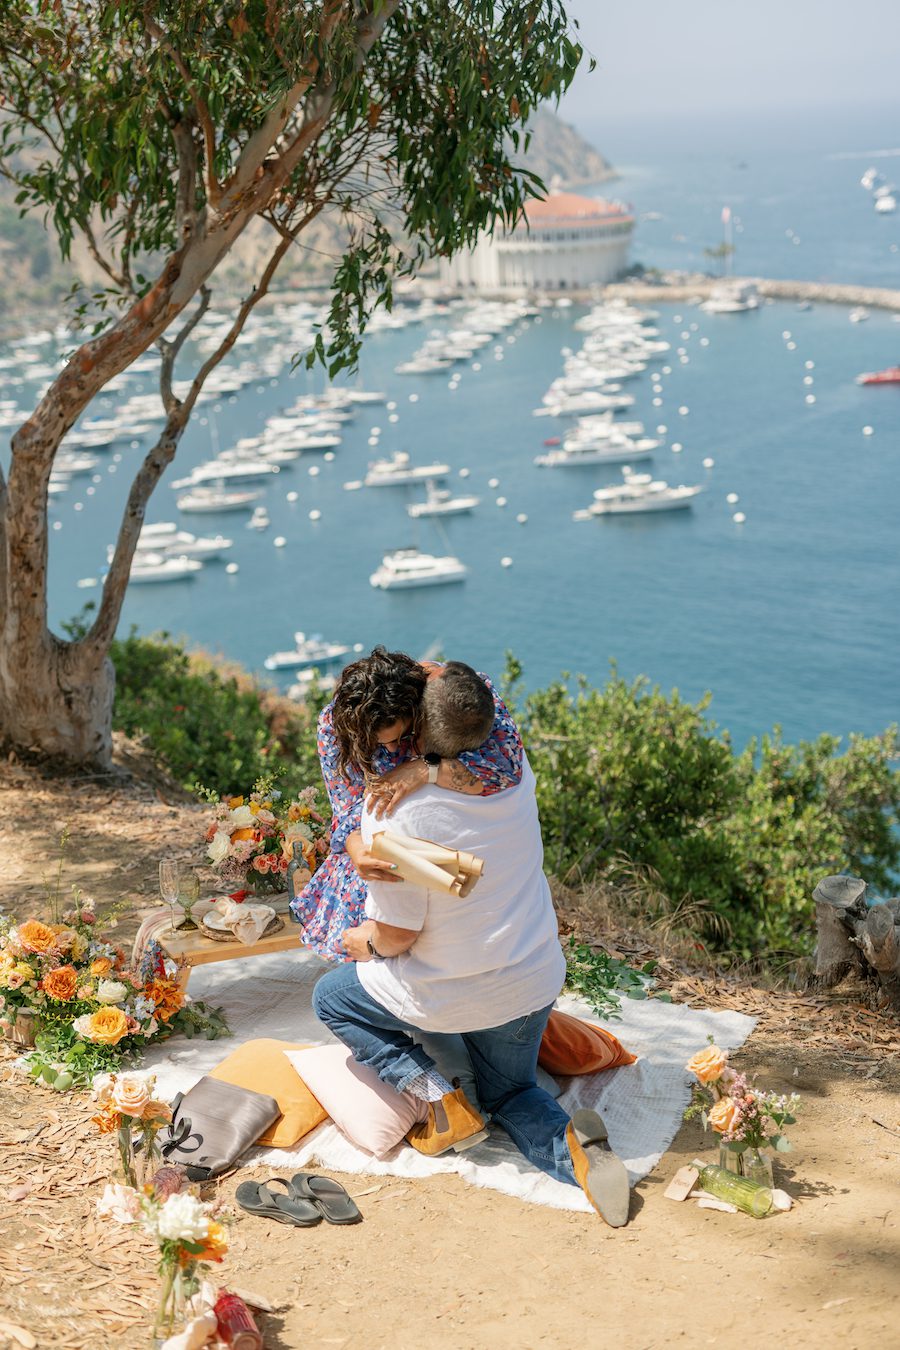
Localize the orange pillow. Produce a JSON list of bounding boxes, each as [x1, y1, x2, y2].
[[538, 1010, 637, 1076], [209, 1038, 328, 1147]]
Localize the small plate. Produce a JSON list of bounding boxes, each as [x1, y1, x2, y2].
[[202, 912, 234, 933]]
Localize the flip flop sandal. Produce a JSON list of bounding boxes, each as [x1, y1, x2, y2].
[[569, 1109, 631, 1229], [235, 1179, 322, 1228], [288, 1172, 363, 1225]]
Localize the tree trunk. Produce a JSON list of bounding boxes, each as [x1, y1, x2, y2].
[[0, 628, 114, 767], [813, 874, 900, 1011]]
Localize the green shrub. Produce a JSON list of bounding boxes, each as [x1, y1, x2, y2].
[[502, 656, 899, 959], [109, 628, 327, 797]]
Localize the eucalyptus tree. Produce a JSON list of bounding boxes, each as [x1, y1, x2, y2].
[[0, 0, 582, 765]]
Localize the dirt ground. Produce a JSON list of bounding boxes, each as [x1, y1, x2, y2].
[[1, 749, 898, 1350]]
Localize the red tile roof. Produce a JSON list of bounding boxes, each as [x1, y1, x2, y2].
[[521, 193, 632, 229]]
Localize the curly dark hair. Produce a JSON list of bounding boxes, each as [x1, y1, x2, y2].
[[331, 646, 427, 780]]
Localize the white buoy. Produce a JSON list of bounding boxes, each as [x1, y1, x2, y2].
[[367, 437, 378, 447], [787, 341, 797, 351], [500, 556, 513, 568], [53, 520, 62, 530], [727, 492, 739, 504], [409, 393, 419, 403], [309, 509, 321, 521], [803, 375, 814, 386], [680, 355, 690, 364], [678, 406, 689, 417], [516, 513, 528, 524], [459, 467, 470, 478], [703, 457, 715, 469], [74, 502, 83, 511], [671, 441, 683, 452], [652, 397, 663, 407], [91, 474, 102, 483], [700, 336, 710, 346], [782, 330, 792, 340], [226, 562, 239, 575], [804, 360, 815, 370], [113, 452, 122, 462], [388, 413, 399, 423], [108, 464, 117, 474], [324, 451, 335, 462], [287, 491, 299, 502], [86, 486, 95, 496], [657, 425, 667, 435], [689, 322, 699, 332], [662, 365, 672, 375], [673, 315, 682, 324], [863, 425, 874, 436], [805, 394, 816, 404], [387, 400, 397, 411], [274, 536, 287, 548], [472, 362, 481, 371], [76, 577, 97, 588], [308, 465, 320, 477], [496, 496, 507, 507], [343, 481, 363, 491], [370, 426, 381, 436], [489, 477, 500, 488], [733, 512, 746, 524]]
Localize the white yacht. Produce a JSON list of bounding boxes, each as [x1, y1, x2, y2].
[[849, 307, 870, 323], [176, 486, 263, 513], [394, 356, 454, 375], [364, 452, 451, 487], [286, 669, 338, 699], [264, 633, 353, 672], [171, 459, 279, 488], [247, 506, 271, 531], [874, 194, 897, 214], [370, 548, 468, 589], [536, 439, 656, 468], [131, 524, 233, 560], [577, 469, 701, 517], [533, 391, 636, 417], [407, 481, 480, 517], [127, 553, 204, 582], [701, 282, 760, 314]]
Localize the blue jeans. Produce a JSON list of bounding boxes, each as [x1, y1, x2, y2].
[[312, 962, 577, 1188]]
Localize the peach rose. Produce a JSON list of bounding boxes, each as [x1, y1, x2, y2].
[[142, 1099, 173, 1125], [708, 1097, 741, 1134], [90, 957, 114, 977], [16, 920, 58, 954], [686, 1045, 727, 1084], [79, 1006, 129, 1046], [42, 965, 78, 1002], [111, 1073, 151, 1117]]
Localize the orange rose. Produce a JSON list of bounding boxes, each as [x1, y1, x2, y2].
[[708, 1097, 741, 1134], [228, 796, 244, 809], [686, 1045, 727, 1085], [188, 1220, 228, 1265], [90, 957, 114, 977], [142, 1099, 173, 1125], [91, 1102, 119, 1134], [17, 920, 58, 954], [145, 979, 184, 1023], [230, 827, 256, 843], [82, 1006, 129, 1046], [42, 965, 78, 1001]]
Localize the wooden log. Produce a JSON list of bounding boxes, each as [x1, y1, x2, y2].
[[813, 875, 867, 987]]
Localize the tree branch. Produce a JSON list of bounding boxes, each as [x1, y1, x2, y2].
[[158, 284, 211, 413], [142, 10, 223, 205], [82, 218, 132, 293], [172, 118, 203, 245]]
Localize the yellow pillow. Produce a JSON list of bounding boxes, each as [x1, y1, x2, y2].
[[538, 1011, 637, 1077], [209, 1038, 327, 1147]]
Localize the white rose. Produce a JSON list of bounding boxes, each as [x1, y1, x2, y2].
[[229, 805, 256, 828], [207, 830, 232, 865], [156, 1192, 210, 1243], [96, 1182, 141, 1225], [72, 1013, 94, 1038], [97, 979, 128, 1005]]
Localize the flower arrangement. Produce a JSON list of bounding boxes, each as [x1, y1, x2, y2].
[[0, 888, 227, 1089], [91, 1071, 173, 1189], [96, 1173, 227, 1346], [685, 1042, 800, 1165], [202, 775, 328, 893]]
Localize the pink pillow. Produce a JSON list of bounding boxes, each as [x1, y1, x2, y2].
[[284, 1045, 428, 1160]]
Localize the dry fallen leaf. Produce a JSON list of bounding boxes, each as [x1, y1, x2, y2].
[[0, 1320, 37, 1349]]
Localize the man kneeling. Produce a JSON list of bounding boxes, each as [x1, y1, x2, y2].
[[312, 745, 631, 1227]]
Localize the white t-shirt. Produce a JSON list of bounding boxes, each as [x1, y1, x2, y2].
[[357, 758, 565, 1033]]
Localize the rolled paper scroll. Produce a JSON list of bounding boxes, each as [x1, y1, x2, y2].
[[370, 830, 485, 897]]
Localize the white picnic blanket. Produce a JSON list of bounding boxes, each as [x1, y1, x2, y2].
[[142, 949, 754, 1212]]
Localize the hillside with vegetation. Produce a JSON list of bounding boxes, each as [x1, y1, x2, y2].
[[0, 109, 614, 324]]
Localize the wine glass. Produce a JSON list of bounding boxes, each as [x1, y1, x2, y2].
[[158, 859, 180, 933], [177, 871, 201, 932]]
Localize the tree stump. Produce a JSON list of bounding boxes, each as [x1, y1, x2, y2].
[[813, 874, 900, 1010]]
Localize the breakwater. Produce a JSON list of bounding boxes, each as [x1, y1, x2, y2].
[[605, 274, 900, 312]]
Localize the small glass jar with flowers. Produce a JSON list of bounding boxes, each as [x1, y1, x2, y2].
[[685, 1041, 800, 1188]]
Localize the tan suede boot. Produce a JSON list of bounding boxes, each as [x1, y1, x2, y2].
[[565, 1108, 631, 1227], [406, 1087, 488, 1157]]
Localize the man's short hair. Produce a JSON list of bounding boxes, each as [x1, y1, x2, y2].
[[422, 662, 495, 758]]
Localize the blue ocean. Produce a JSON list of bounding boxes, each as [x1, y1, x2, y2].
[[10, 106, 900, 749]]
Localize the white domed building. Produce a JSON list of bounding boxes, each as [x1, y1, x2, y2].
[[440, 191, 634, 292]]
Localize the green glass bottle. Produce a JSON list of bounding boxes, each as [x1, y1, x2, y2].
[[286, 840, 304, 904], [694, 1161, 773, 1218]]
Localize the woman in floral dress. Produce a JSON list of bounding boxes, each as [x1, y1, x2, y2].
[[290, 647, 524, 961]]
